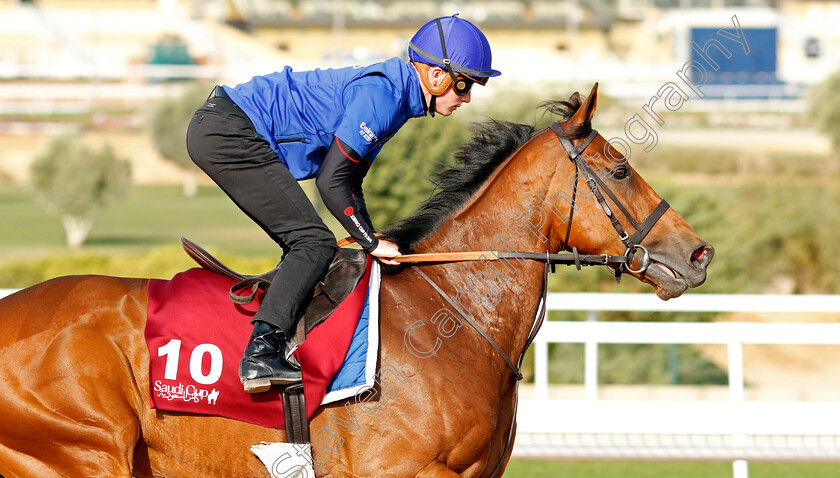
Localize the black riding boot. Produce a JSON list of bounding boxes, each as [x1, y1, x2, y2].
[[239, 320, 301, 393]]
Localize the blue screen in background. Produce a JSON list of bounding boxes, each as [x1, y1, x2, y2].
[[690, 27, 778, 85]]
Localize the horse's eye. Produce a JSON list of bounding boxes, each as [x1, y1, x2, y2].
[[611, 166, 630, 180]]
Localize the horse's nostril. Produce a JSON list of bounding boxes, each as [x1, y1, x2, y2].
[[690, 246, 712, 266]]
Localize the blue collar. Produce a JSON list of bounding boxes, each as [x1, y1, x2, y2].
[[405, 61, 428, 118]]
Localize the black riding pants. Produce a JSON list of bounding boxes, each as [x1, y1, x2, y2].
[[186, 95, 337, 335]]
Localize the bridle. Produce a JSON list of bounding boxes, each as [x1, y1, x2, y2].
[[337, 122, 674, 381], [548, 123, 670, 283], [410, 123, 671, 477], [337, 122, 674, 477], [382, 125, 672, 281], [337, 122, 673, 380]]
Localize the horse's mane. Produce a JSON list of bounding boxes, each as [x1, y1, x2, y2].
[[383, 93, 587, 252]]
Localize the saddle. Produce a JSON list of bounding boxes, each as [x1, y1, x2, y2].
[[180, 238, 368, 443], [180, 236, 368, 348]]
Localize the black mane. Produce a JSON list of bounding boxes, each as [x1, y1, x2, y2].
[[383, 95, 586, 252]]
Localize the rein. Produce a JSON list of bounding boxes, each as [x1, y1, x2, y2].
[[336, 123, 672, 477], [336, 246, 632, 271], [395, 249, 628, 269], [336, 124, 673, 380]]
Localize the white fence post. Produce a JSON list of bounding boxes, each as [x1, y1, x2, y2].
[[728, 335, 745, 403], [729, 334, 748, 477], [514, 292, 840, 462], [535, 339, 549, 401], [584, 309, 599, 401], [733, 460, 749, 478]]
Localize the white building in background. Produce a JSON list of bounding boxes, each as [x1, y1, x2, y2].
[[0, 0, 837, 98]]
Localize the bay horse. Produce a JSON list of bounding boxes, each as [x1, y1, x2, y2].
[[0, 84, 713, 477]]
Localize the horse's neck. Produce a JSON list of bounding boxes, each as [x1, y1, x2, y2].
[[417, 141, 556, 256], [412, 144, 558, 376]]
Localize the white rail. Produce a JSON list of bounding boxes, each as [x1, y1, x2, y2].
[[515, 293, 840, 477], [3, 288, 839, 474]]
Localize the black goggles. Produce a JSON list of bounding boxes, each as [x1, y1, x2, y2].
[[450, 71, 488, 96]]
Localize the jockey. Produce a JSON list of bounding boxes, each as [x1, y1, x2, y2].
[[186, 15, 500, 393]]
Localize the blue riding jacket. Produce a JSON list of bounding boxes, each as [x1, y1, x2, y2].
[[223, 58, 427, 180]]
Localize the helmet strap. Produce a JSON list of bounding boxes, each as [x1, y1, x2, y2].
[[433, 18, 461, 85]]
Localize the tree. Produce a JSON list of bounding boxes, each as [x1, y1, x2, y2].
[[364, 115, 470, 228], [29, 137, 132, 249], [364, 90, 564, 229], [149, 83, 211, 197], [808, 69, 840, 157]]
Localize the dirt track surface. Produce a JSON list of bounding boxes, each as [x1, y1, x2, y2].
[[696, 311, 840, 397]]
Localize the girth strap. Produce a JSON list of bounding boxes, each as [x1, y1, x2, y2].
[[281, 383, 309, 444], [408, 262, 553, 478], [410, 265, 523, 380]]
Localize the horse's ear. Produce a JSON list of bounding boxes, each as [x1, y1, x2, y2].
[[568, 82, 598, 128]]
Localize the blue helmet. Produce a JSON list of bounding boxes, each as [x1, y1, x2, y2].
[[409, 15, 501, 79]]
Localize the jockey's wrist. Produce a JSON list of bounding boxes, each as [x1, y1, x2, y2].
[[362, 236, 380, 254]]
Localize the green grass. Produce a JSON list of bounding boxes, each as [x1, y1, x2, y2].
[[0, 183, 346, 260], [503, 460, 840, 478], [0, 183, 357, 286]]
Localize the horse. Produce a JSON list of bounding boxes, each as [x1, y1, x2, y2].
[[0, 84, 713, 477]]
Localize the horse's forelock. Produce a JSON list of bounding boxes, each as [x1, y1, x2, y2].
[[538, 92, 592, 139], [537, 95, 581, 119]]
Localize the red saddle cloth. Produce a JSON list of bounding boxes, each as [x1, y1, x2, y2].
[[145, 260, 371, 429]]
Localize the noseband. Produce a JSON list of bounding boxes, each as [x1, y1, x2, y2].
[[548, 123, 670, 283], [334, 123, 674, 477]]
